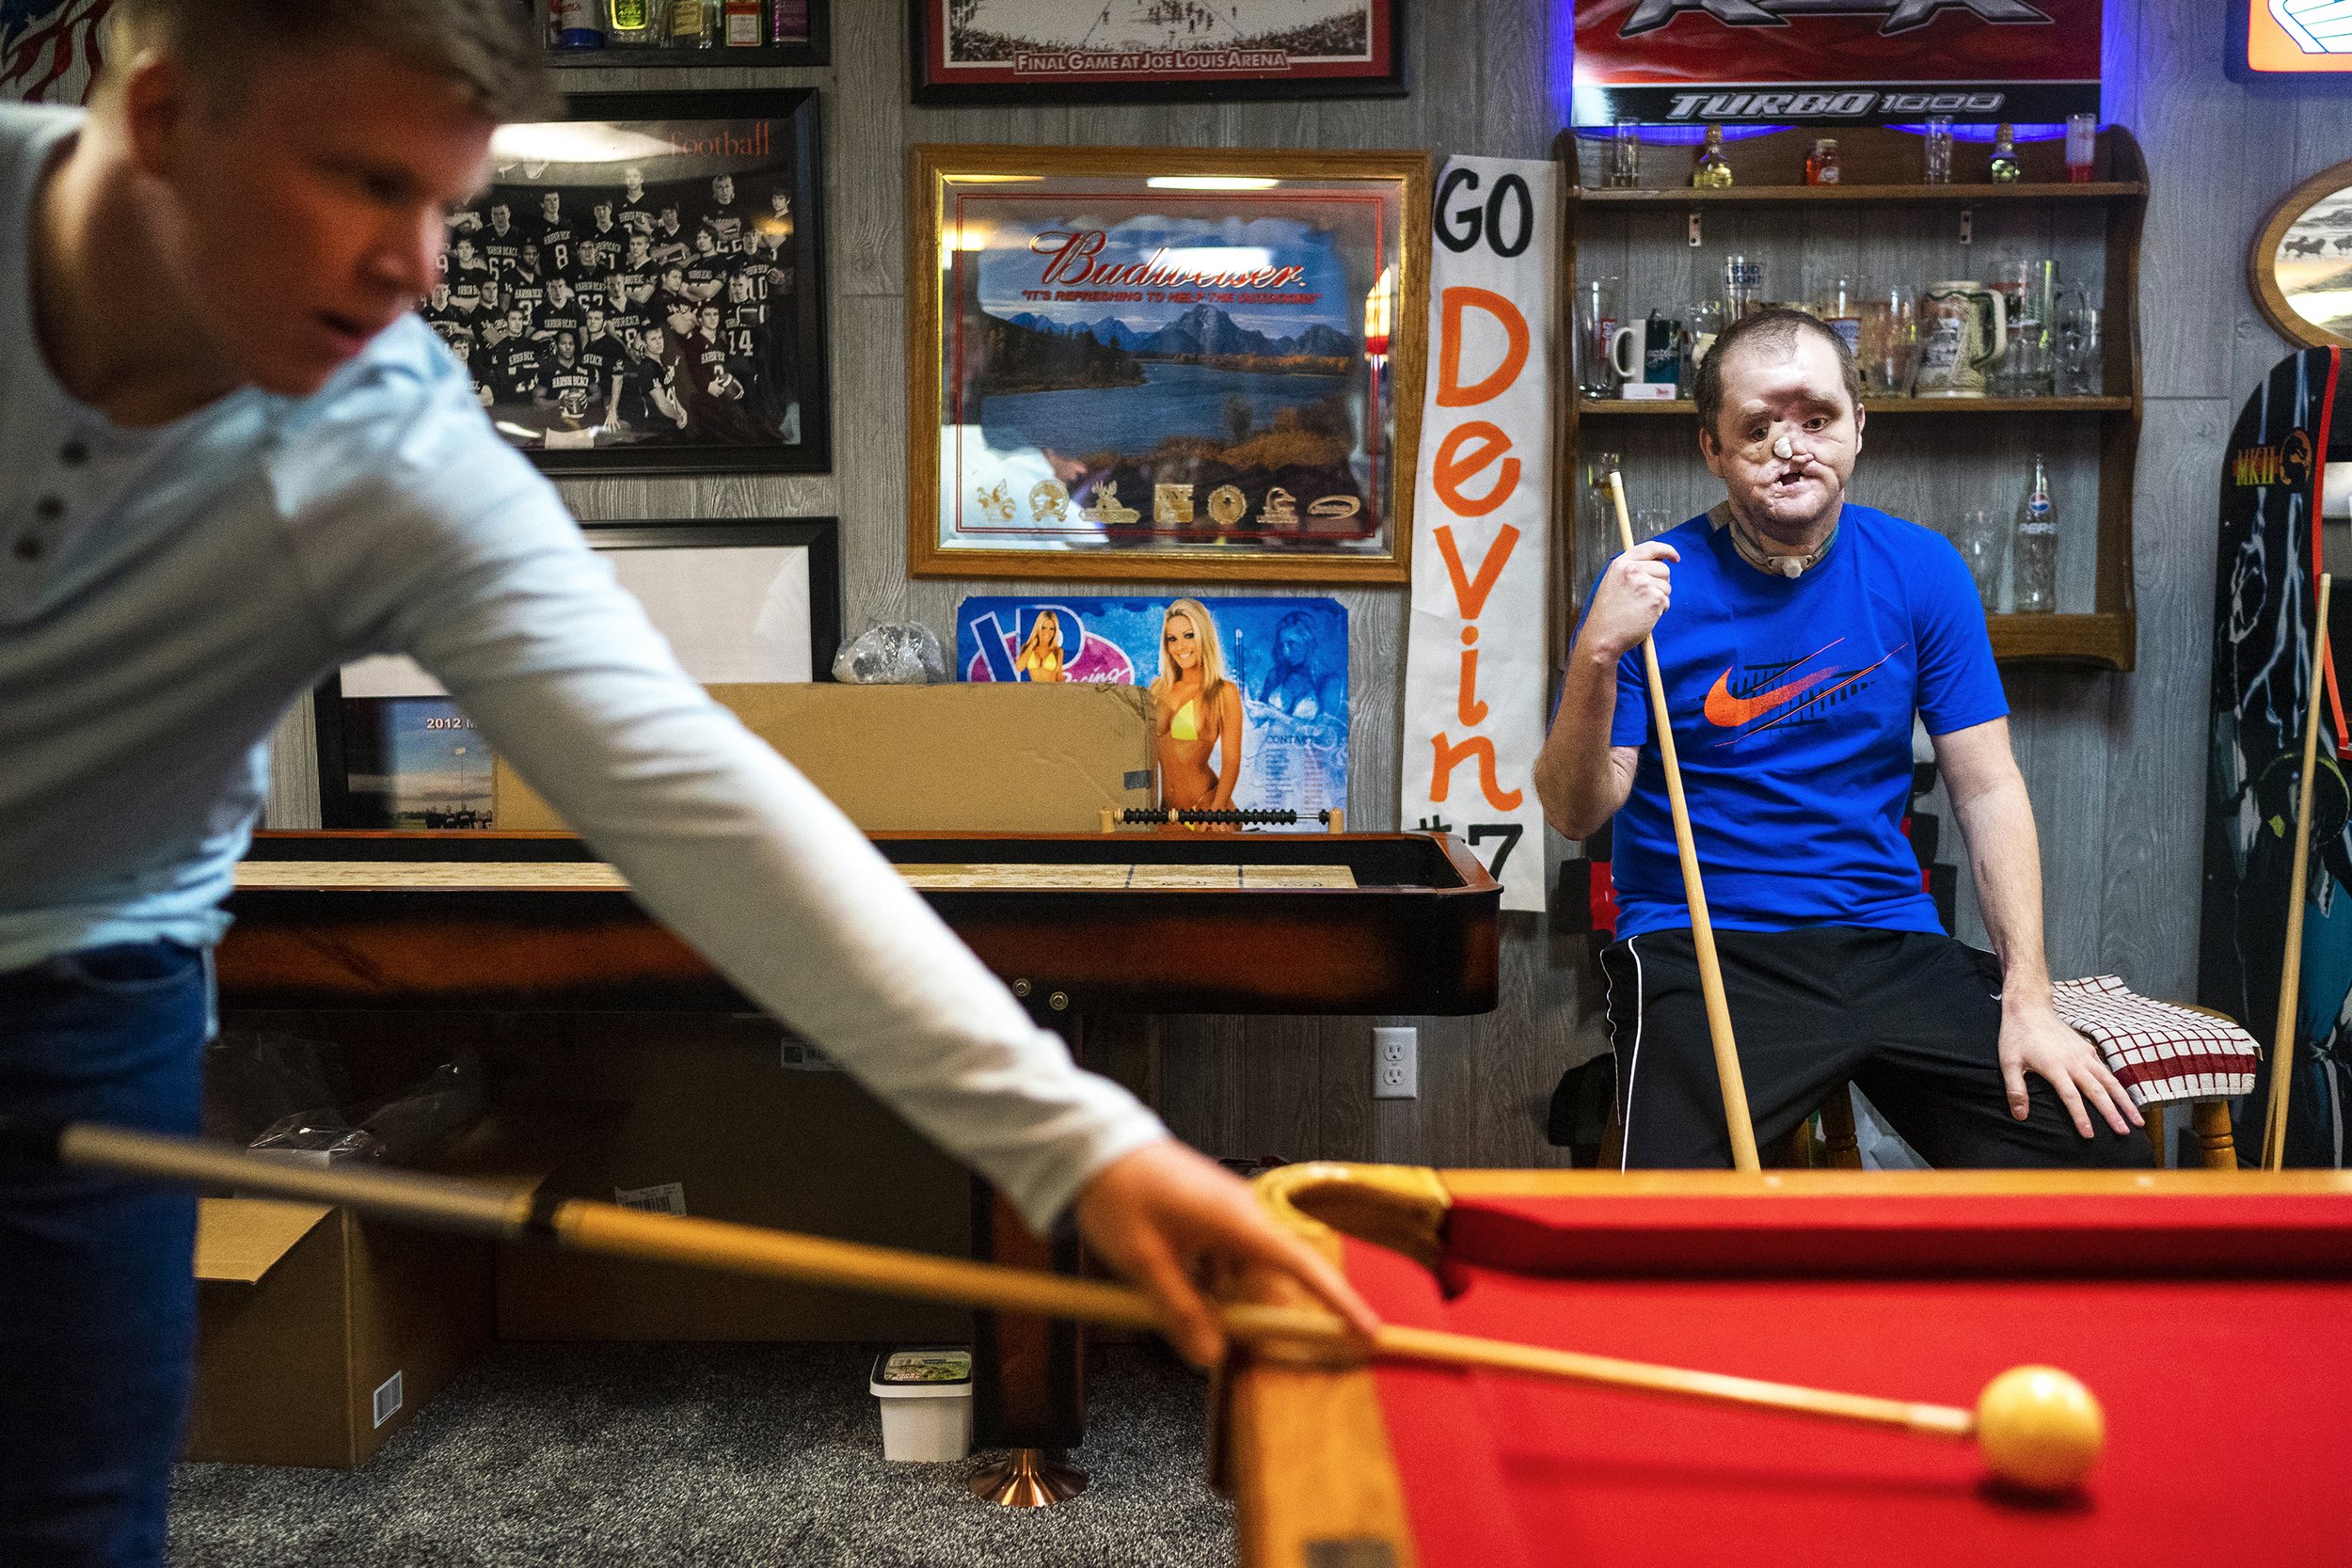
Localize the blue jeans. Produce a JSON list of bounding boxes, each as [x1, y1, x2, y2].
[[0, 942, 207, 1568]]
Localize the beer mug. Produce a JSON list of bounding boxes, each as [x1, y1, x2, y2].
[[1988, 258, 2058, 397], [1915, 281, 2007, 398]]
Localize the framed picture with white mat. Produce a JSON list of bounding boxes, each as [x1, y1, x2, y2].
[[311, 519, 841, 829]]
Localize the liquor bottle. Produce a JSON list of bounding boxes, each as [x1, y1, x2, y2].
[[1692, 125, 1734, 189], [723, 0, 763, 45], [2011, 453, 2057, 613], [549, 0, 605, 48], [1989, 123, 2022, 183], [771, 0, 809, 42], [666, 0, 715, 47], [1804, 137, 1841, 185], [606, 0, 657, 45]]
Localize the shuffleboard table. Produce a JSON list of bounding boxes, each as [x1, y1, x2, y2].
[[1217, 1163, 2352, 1567], [222, 831, 1500, 1478]]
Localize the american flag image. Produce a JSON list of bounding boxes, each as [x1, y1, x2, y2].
[[2, 0, 112, 105]]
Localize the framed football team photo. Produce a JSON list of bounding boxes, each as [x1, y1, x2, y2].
[[313, 520, 843, 829], [420, 89, 831, 477], [907, 144, 1430, 584], [909, 0, 1405, 103]]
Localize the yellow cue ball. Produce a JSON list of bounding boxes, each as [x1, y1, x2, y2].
[[1974, 1365, 2105, 1492]]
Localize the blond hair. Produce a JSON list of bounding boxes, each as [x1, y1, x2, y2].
[[104, 0, 553, 122], [1152, 598, 1229, 698]]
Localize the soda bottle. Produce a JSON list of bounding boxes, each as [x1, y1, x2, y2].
[[2011, 453, 2057, 613]]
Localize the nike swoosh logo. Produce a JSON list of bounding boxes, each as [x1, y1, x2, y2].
[[1704, 666, 1837, 727]]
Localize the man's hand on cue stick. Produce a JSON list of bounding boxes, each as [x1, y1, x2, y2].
[[1072, 1138, 1381, 1366]]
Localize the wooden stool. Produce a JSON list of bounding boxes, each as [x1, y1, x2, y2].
[[2143, 1100, 2239, 1171], [2157, 1004, 2246, 1171]]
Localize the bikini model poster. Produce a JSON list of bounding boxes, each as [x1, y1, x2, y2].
[[956, 594, 1348, 824]]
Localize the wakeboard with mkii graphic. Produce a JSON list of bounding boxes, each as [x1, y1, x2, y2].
[[2200, 344, 2352, 1166]]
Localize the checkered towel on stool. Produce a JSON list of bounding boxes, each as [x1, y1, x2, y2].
[[2051, 976, 2261, 1107]]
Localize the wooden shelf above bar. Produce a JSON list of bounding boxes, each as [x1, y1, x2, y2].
[[1987, 612, 2134, 669], [1581, 396, 2136, 416], [1576, 182, 2144, 204]]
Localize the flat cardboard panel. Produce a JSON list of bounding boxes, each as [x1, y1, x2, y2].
[[493, 681, 1153, 833], [192, 1198, 333, 1284], [496, 1034, 971, 1341]]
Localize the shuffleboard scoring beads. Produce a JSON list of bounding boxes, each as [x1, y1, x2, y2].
[[1116, 808, 1331, 828], [1101, 808, 1345, 832], [1098, 806, 1349, 833]]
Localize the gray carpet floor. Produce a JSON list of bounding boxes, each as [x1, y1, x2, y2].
[[169, 1343, 1235, 1567]]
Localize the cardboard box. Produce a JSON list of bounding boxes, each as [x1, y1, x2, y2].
[[494, 1028, 972, 1343], [184, 1128, 548, 1469], [494, 681, 1154, 833], [185, 1199, 492, 1468]]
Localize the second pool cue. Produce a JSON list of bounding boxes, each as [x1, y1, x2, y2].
[[12, 1117, 2103, 1488], [2265, 571, 2334, 1170], [1607, 470, 1760, 1172]]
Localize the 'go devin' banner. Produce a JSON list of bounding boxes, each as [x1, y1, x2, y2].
[[1572, 0, 2102, 127], [1400, 157, 1556, 914]]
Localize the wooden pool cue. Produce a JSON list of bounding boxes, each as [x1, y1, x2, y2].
[[2265, 571, 2334, 1170], [1607, 469, 1760, 1172], [4, 1117, 2098, 1487]]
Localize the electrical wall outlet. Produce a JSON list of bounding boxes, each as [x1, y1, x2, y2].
[[1373, 1025, 1418, 1100]]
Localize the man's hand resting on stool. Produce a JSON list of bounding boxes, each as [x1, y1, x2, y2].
[[1073, 1139, 1381, 1367], [2001, 997, 2144, 1138]]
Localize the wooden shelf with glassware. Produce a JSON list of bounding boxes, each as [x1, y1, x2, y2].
[[1556, 124, 2146, 672]]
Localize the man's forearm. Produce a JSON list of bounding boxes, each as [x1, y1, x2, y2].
[[1950, 776, 2053, 1006], [1534, 641, 1627, 840]]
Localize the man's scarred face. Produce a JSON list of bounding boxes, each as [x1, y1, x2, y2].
[[1698, 331, 1865, 542]]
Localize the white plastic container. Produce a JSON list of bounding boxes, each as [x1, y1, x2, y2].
[[869, 1347, 973, 1462]]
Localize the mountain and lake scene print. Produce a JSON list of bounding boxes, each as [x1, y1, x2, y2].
[[938, 189, 1404, 564]]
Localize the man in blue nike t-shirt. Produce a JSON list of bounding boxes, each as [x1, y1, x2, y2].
[[1534, 308, 2144, 1170]]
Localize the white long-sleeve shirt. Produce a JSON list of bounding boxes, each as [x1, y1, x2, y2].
[[0, 103, 1164, 1229]]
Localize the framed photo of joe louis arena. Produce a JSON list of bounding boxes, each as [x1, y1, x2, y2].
[[910, 0, 1405, 103], [908, 144, 1430, 584], [419, 89, 830, 477]]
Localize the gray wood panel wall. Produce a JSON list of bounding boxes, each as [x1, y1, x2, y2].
[[245, 0, 2348, 1169]]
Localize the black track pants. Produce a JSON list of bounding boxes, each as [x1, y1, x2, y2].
[[1602, 927, 2147, 1169]]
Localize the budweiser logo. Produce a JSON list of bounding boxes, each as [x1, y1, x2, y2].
[[1621, 0, 2052, 37]]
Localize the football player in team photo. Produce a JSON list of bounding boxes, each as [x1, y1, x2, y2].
[[416, 154, 804, 455]]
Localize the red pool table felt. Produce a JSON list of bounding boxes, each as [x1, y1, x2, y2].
[[1352, 1189, 2352, 1568]]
